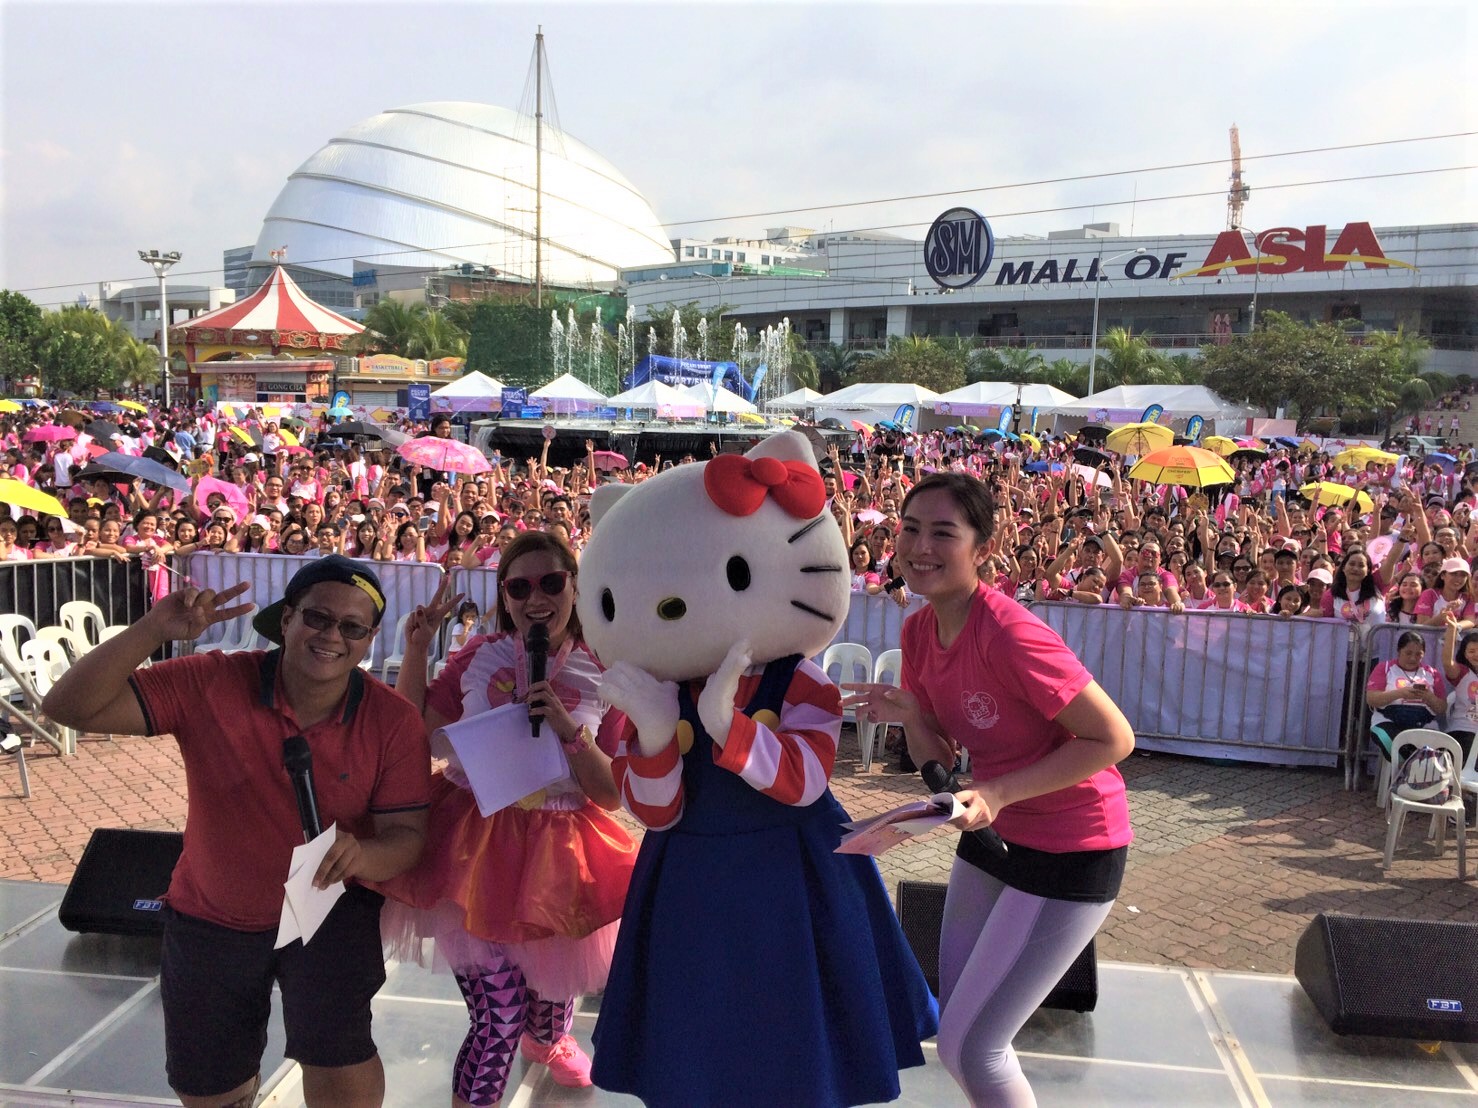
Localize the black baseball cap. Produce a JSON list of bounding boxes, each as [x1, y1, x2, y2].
[[252, 554, 387, 644]]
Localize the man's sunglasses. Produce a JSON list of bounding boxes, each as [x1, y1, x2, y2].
[[502, 571, 571, 601], [296, 607, 374, 641]]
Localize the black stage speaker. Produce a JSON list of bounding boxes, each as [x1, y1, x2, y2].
[[59, 828, 183, 937], [896, 880, 1098, 1012], [1296, 912, 1478, 1041]]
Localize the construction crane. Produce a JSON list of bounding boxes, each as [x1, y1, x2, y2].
[[1226, 124, 1251, 230]]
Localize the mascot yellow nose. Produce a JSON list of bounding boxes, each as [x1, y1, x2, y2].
[[657, 597, 687, 621]]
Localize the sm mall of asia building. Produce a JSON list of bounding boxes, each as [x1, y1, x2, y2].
[[624, 216, 1478, 376]]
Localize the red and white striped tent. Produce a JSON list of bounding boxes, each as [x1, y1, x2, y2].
[[169, 266, 363, 356]]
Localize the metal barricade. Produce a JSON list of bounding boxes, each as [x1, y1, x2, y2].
[[832, 592, 926, 660], [0, 555, 150, 630]]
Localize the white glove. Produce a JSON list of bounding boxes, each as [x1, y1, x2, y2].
[[600, 662, 681, 758], [698, 641, 752, 748]]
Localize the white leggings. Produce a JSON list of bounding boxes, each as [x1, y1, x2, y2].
[[937, 857, 1114, 1107]]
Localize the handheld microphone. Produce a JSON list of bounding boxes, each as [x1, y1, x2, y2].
[[282, 736, 323, 843], [526, 622, 550, 737], [921, 759, 1008, 859]]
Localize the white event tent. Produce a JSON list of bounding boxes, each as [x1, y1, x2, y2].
[[530, 373, 608, 414], [932, 381, 1079, 417], [1049, 385, 1256, 423], [682, 383, 758, 414], [815, 382, 942, 429], [607, 380, 706, 418], [767, 387, 824, 410], [430, 370, 506, 413]]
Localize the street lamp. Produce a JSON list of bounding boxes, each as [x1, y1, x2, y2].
[[1232, 225, 1261, 332], [138, 249, 181, 407], [1087, 246, 1146, 397]]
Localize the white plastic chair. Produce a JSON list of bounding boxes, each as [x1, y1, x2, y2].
[[19, 640, 75, 754], [58, 601, 107, 648], [35, 624, 90, 663], [379, 613, 414, 684], [0, 614, 37, 702], [856, 648, 902, 771], [210, 609, 262, 655], [821, 642, 873, 757], [1383, 732, 1467, 877], [1375, 727, 1447, 811], [1459, 739, 1478, 826]]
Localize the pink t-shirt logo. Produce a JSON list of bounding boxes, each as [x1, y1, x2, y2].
[[962, 690, 1000, 730]]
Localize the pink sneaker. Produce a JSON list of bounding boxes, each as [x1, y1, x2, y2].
[[520, 1033, 593, 1088]]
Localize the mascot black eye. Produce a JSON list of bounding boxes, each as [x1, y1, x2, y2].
[[601, 588, 616, 622], [726, 555, 752, 592]]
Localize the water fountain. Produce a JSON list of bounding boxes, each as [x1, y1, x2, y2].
[[549, 311, 566, 383], [588, 310, 603, 393], [696, 317, 710, 363], [670, 309, 687, 365]]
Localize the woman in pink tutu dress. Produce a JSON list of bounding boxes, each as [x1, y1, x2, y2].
[[376, 531, 636, 1107]]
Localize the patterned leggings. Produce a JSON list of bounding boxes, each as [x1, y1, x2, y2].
[[453, 953, 574, 1106]]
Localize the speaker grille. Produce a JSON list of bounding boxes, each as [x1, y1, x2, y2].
[[59, 828, 184, 936]]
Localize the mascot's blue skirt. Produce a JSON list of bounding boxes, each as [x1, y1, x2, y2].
[[591, 660, 939, 1108]]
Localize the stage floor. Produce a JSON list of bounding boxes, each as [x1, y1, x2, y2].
[[3, 879, 1476, 1107]]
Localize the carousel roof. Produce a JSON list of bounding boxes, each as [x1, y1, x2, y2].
[[173, 267, 363, 340]]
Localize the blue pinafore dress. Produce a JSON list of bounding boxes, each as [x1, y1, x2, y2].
[[591, 655, 939, 1108]]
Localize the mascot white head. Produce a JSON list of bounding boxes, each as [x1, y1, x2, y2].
[[577, 431, 849, 681]]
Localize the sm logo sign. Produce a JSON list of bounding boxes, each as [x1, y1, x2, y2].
[[925, 207, 996, 289]]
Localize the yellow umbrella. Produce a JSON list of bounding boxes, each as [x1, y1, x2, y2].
[[118, 400, 148, 413], [1298, 439, 1322, 454], [279, 428, 301, 447], [1300, 481, 1374, 514], [1018, 432, 1042, 452], [1333, 447, 1398, 469], [0, 479, 66, 517], [1128, 446, 1237, 488], [1201, 436, 1238, 455], [1105, 421, 1174, 456], [737, 412, 766, 426], [229, 425, 258, 447], [0, 400, 20, 413]]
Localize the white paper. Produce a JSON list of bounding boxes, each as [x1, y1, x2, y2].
[[432, 701, 570, 818], [274, 823, 346, 949], [835, 793, 964, 856]]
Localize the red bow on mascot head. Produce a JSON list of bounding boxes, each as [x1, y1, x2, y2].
[[704, 455, 826, 519]]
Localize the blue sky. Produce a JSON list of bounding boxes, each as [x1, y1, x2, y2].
[[2, 0, 1473, 311]]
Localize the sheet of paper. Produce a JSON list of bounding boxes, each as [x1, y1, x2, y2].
[[431, 701, 570, 818], [835, 793, 963, 857], [274, 823, 346, 949]]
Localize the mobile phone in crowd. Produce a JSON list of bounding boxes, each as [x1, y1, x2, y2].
[[417, 516, 433, 532], [334, 518, 348, 533]]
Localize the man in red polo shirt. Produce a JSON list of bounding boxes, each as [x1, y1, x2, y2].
[[44, 556, 430, 1108]]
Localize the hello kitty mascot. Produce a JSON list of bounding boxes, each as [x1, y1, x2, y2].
[[578, 432, 938, 1108]]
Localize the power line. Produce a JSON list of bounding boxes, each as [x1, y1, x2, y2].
[[11, 155, 1477, 303]]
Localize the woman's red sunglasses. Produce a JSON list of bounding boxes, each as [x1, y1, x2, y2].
[[502, 570, 571, 601]]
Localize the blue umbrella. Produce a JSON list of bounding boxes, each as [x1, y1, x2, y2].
[[91, 401, 125, 415], [1272, 436, 1300, 450], [74, 451, 192, 495], [329, 404, 353, 418], [1426, 452, 1458, 472], [1024, 461, 1066, 474]]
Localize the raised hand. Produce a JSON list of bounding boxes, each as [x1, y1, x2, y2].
[[599, 662, 680, 758], [147, 581, 253, 642], [405, 577, 462, 655], [697, 640, 751, 746]]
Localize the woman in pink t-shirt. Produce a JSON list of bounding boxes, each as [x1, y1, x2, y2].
[[842, 472, 1134, 1107]]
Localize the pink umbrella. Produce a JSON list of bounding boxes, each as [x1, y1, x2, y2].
[[592, 450, 628, 472], [856, 508, 886, 525], [397, 436, 492, 475], [193, 475, 250, 522], [23, 425, 76, 443]]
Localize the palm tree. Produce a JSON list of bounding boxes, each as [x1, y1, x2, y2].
[[1041, 357, 1088, 396], [996, 346, 1045, 380], [812, 343, 863, 392], [408, 311, 469, 360], [353, 299, 427, 357], [1092, 327, 1171, 387]]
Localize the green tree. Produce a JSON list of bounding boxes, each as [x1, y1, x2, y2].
[[0, 290, 43, 390], [996, 346, 1045, 380], [464, 301, 548, 387], [813, 343, 863, 392], [850, 335, 967, 393], [1091, 327, 1173, 387], [352, 299, 427, 357], [966, 347, 1006, 384], [407, 311, 469, 360], [1039, 357, 1088, 396], [34, 307, 138, 395]]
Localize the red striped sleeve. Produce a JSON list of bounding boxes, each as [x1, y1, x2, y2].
[[712, 661, 841, 807], [611, 718, 685, 830]]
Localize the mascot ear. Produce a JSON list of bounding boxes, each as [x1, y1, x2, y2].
[[591, 482, 635, 528], [745, 430, 821, 473]]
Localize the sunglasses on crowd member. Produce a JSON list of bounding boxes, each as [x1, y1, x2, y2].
[[502, 570, 571, 601], [1212, 579, 1236, 588], [295, 607, 374, 641]]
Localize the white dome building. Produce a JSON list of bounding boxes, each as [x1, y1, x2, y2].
[[250, 102, 674, 290]]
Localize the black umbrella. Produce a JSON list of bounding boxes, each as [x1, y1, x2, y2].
[[143, 445, 180, 470], [1229, 448, 1268, 463], [86, 419, 124, 443], [817, 417, 843, 430], [1172, 435, 1192, 446], [1074, 446, 1112, 467], [329, 421, 391, 439], [75, 452, 192, 496], [1076, 424, 1110, 443]]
